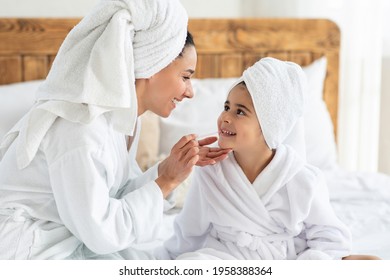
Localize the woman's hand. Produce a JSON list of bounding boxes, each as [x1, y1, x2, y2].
[[196, 136, 231, 167], [156, 134, 199, 198]]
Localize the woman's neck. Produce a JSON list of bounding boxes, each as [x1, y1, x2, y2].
[[135, 79, 146, 116], [234, 148, 275, 184]]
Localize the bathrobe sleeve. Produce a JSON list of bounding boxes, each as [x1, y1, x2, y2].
[[164, 166, 212, 259], [43, 119, 164, 255], [297, 168, 352, 260], [116, 162, 159, 197]]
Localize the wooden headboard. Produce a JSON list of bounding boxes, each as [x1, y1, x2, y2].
[[0, 18, 340, 136]]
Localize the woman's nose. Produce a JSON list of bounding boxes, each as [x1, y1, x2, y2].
[[183, 81, 194, 99]]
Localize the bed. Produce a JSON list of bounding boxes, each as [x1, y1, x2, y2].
[[1, 18, 389, 259]]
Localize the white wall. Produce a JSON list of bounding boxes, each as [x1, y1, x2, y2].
[[0, 0, 243, 18], [180, 0, 242, 18], [0, 0, 97, 17]]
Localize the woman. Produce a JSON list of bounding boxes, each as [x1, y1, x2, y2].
[[0, 0, 229, 259]]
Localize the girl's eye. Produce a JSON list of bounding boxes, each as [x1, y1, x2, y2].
[[237, 109, 245, 115], [224, 105, 230, 111], [182, 76, 190, 81]]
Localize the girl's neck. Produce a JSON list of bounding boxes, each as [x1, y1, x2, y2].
[[234, 148, 275, 184]]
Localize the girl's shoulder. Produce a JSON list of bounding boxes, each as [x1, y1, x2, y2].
[[288, 163, 326, 194]]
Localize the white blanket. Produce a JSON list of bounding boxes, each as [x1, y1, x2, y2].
[[164, 145, 351, 260]]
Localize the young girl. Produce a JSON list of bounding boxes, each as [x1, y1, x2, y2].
[[163, 57, 353, 260]]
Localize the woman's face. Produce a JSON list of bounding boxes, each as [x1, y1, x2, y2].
[[142, 45, 197, 117], [217, 84, 268, 154]]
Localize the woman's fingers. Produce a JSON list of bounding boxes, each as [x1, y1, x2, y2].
[[200, 147, 231, 159], [163, 134, 230, 182], [168, 134, 200, 175], [186, 154, 200, 168], [156, 134, 205, 197], [181, 145, 199, 166], [196, 159, 215, 167], [173, 134, 197, 150], [209, 153, 229, 163], [196, 153, 229, 166], [206, 149, 231, 158], [196, 146, 231, 166], [198, 136, 217, 146]]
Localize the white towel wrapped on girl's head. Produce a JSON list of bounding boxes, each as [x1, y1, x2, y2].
[[239, 57, 307, 151]]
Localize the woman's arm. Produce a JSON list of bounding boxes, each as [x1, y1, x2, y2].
[[47, 144, 164, 254], [156, 135, 231, 198]]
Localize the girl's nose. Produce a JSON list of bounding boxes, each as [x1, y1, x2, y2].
[[221, 112, 231, 123]]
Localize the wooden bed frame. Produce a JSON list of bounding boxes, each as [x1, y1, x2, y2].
[[0, 18, 340, 136]]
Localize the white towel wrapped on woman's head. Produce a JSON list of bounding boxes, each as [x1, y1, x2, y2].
[[38, 0, 188, 118], [240, 57, 307, 150], [0, 0, 189, 168]]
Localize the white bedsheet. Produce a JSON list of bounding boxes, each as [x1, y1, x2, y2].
[[326, 168, 390, 259]]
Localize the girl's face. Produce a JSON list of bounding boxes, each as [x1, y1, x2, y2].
[[217, 84, 268, 153], [142, 45, 197, 117]]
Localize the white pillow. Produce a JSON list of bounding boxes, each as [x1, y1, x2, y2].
[[303, 57, 338, 170], [0, 80, 42, 140], [158, 57, 338, 171]]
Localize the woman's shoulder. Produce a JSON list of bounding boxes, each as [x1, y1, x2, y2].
[[49, 114, 109, 140], [41, 115, 115, 160]]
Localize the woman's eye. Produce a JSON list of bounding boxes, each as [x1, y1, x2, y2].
[[182, 76, 190, 81]]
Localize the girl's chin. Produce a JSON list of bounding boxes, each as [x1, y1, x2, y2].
[[218, 139, 233, 150]]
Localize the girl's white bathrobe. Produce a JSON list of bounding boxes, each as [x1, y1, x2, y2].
[[0, 115, 163, 259], [165, 145, 351, 260]]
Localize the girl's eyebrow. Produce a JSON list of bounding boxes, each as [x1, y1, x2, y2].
[[224, 100, 252, 113], [236, 103, 252, 113]]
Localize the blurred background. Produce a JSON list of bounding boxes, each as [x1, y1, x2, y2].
[[0, 0, 389, 175]]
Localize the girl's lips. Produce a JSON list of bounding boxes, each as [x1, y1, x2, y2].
[[220, 128, 237, 137]]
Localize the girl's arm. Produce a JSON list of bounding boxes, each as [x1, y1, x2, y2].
[[298, 170, 352, 260]]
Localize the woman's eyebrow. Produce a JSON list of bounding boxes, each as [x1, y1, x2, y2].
[[184, 69, 195, 74]]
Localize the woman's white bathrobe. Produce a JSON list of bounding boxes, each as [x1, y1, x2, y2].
[[165, 145, 351, 260], [0, 116, 163, 259]]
